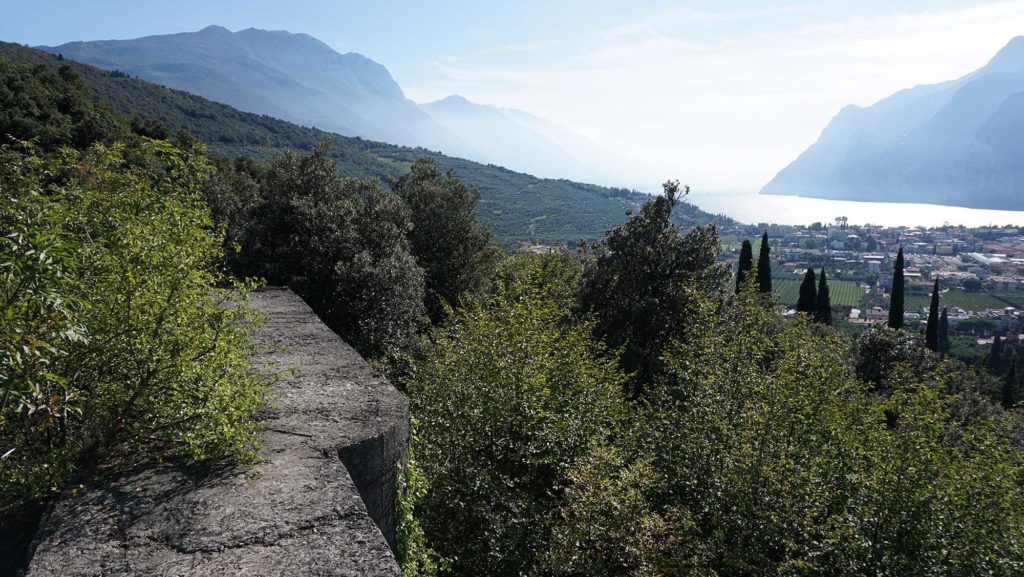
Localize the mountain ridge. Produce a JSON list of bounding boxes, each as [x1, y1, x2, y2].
[[0, 41, 726, 244], [761, 36, 1024, 210]]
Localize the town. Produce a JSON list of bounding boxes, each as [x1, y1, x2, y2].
[[719, 218, 1024, 347]]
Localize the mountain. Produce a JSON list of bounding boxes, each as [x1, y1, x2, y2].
[[42, 26, 469, 155], [420, 95, 621, 183], [761, 37, 1024, 210], [0, 41, 726, 244]]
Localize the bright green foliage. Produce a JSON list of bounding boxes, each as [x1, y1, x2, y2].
[[815, 267, 832, 325], [889, 246, 905, 329], [550, 292, 1024, 575], [392, 157, 500, 324], [488, 249, 583, 313], [796, 267, 816, 315], [407, 291, 627, 577], [396, 427, 446, 577], [736, 239, 753, 294], [0, 140, 265, 514], [580, 181, 729, 393], [756, 231, 772, 294], [927, 278, 941, 351]]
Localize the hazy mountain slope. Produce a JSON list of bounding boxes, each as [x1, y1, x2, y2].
[[421, 95, 610, 183], [762, 36, 1024, 210], [0, 41, 725, 243], [42, 26, 467, 154]]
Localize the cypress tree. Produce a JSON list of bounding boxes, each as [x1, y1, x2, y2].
[[796, 267, 817, 314], [815, 268, 832, 325], [989, 335, 1004, 374], [756, 231, 772, 294], [736, 239, 753, 294], [1002, 355, 1018, 409], [888, 246, 905, 329], [938, 306, 950, 356], [925, 278, 940, 351]]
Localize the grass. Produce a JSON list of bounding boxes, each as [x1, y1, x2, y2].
[[904, 290, 1012, 312], [773, 278, 866, 308]]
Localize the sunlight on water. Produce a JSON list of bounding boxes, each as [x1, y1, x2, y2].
[[688, 193, 1024, 227]]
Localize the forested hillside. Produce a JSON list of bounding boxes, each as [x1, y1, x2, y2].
[[0, 42, 725, 244]]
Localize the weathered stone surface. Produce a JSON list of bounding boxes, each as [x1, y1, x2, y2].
[[26, 288, 409, 576]]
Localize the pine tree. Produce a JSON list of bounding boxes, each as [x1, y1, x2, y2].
[[925, 278, 940, 351], [756, 231, 772, 294], [989, 335, 1004, 374], [1002, 355, 1018, 409], [938, 306, 950, 356], [815, 268, 832, 325], [888, 246, 905, 329], [796, 267, 817, 314], [736, 239, 753, 294]]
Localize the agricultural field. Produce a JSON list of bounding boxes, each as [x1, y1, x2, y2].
[[773, 278, 866, 308], [904, 290, 1012, 312]]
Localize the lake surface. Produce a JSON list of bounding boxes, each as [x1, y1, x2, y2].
[[688, 193, 1024, 228]]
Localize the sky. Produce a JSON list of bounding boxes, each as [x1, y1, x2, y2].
[[4, 1, 1024, 191]]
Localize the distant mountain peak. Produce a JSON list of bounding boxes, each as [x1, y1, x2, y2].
[[761, 35, 1024, 210], [197, 24, 232, 36], [986, 36, 1024, 72]]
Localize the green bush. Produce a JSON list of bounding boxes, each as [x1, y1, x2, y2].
[[0, 139, 266, 515], [407, 290, 627, 576]]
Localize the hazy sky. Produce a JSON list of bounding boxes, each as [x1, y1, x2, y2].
[[4, 1, 1024, 191]]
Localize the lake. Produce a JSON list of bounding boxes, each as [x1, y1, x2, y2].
[[687, 193, 1024, 228]]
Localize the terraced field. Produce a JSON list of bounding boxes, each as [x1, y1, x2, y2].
[[773, 278, 866, 307], [905, 290, 1016, 312]]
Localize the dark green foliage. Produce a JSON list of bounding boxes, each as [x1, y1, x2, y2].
[[215, 143, 427, 360], [0, 59, 127, 150], [889, 246, 905, 329], [756, 231, 772, 293], [1003, 357, 1018, 409], [939, 307, 950, 356], [854, 327, 937, 392], [392, 158, 500, 324], [989, 335, 1005, 374], [815, 267, 832, 325], [926, 278, 941, 351], [736, 239, 753, 294], [0, 44, 729, 245], [796, 267, 816, 314], [579, 181, 729, 394]]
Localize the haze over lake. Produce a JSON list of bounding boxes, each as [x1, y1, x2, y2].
[[688, 193, 1024, 228]]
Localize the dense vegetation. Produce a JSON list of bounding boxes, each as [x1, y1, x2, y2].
[[402, 190, 1024, 576], [1, 59, 267, 569], [0, 43, 728, 245], [5, 45, 1024, 577]]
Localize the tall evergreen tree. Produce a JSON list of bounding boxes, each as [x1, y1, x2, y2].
[[938, 306, 950, 356], [756, 231, 772, 294], [888, 246, 905, 329], [736, 239, 753, 294], [989, 334, 1005, 374], [925, 278, 940, 351], [1002, 355, 1018, 409], [796, 267, 817, 315], [815, 268, 832, 325]]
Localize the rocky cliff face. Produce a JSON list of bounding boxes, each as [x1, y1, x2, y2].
[[25, 288, 408, 576]]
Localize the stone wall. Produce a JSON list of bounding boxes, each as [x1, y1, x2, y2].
[[25, 288, 409, 576]]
